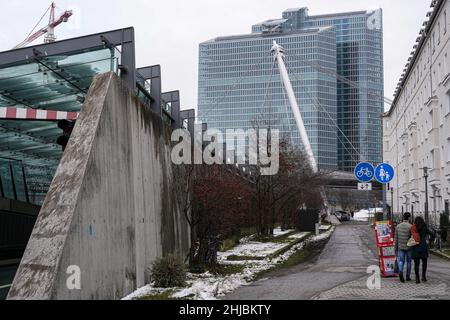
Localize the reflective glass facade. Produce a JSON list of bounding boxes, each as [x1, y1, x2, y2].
[[198, 7, 384, 172], [299, 8, 384, 171], [198, 28, 338, 170]]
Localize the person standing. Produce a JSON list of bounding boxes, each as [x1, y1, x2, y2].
[[395, 212, 413, 283], [411, 216, 436, 284], [56, 120, 75, 151]]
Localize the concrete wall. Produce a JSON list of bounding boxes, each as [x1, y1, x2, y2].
[[7, 72, 190, 300]]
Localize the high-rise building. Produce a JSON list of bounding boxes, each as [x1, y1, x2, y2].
[[198, 7, 384, 172]]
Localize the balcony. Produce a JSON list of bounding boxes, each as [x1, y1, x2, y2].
[[429, 168, 442, 187], [410, 178, 419, 194], [445, 163, 450, 182]]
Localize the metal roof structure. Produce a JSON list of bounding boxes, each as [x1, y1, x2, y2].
[[0, 27, 184, 206]]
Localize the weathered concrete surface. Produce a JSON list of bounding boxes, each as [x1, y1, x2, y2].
[[7, 73, 189, 300]]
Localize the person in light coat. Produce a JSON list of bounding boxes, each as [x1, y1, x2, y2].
[[395, 212, 412, 283]]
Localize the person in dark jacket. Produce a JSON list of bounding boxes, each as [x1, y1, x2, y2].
[[411, 216, 435, 284], [56, 120, 75, 151]]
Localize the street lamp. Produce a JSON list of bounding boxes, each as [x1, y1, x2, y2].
[[422, 167, 430, 225], [390, 186, 394, 221]]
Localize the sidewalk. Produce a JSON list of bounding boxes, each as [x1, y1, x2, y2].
[[430, 249, 450, 261], [313, 276, 450, 300]]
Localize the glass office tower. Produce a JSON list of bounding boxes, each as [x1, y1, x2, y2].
[[198, 7, 384, 172]]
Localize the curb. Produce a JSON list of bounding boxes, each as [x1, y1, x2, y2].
[[226, 233, 312, 261], [430, 249, 450, 261], [268, 233, 312, 259]]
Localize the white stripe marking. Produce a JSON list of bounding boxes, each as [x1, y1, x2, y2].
[[0, 108, 6, 118], [16, 108, 27, 119], [56, 111, 65, 120], [36, 110, 46, 119]]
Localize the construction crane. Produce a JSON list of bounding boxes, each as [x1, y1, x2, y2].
[[13, 2, 73, 49]]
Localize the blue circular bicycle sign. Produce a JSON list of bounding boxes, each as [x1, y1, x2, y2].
[[354, 162, 375, 182], [375, 163, 395, 184]]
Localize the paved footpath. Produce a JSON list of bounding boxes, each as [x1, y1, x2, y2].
[[224, 222, 450, 300]]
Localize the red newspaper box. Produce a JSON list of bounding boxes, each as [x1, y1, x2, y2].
[[374, 220, 397, 277]]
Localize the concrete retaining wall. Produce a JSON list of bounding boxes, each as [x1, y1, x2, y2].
[[7, 72, 190, 300]]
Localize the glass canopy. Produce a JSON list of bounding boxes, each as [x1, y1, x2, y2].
[[0, 48, 117, 111], [0, 47, 119, 205]]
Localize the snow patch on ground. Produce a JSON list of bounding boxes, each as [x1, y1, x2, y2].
[[354, 208, 383, 222], [288, 232, 311, 240], [218, 242, 286, 261], [273, 228, 295, 237], [123, 228, 335, 301], [122, 286, 169, 300], [319, 225, 332, 231]]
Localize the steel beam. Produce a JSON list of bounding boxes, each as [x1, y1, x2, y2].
[[180, 109, 195, 138], [0, 27, 136, 90], [161, 91, 180, 130], [137, 65, 161, 116]]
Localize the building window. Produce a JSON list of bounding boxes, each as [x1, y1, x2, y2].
[[442, 145, 446, 168], [438, 22, 441, 44], [433, 32, 436, 53], [445, 10, 448, 34], [448, 139, 450, 162], [445, 53, 449, 76], [429, 109, 434, 131], [448, 91, 450, 115], [430, 150, 435, 168]]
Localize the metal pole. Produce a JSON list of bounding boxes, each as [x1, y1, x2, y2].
[[271, 41, 317, 173], [272, 41, 329, 223], [391, 186, 394, 221], [0, 168, 4, 198], [9, 164, 17, 201], [22, 166, 30, 203], [383, 184, 387, 220], [424, 167, 430, 225]]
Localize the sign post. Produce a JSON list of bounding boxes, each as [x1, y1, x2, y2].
[[372, 164, 397, 277], [375, 163, 395, 185], [358, 183, 372, 191], [354, 162, 375, 183], [375, 163, 395, 221], [354, 163, 374, 224]]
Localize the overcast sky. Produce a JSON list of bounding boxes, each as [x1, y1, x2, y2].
[[0, 0, 432, 111]]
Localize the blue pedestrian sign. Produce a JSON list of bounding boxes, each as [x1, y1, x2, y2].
[[375, 163, 394, 184], [354, 162, 374, 182]]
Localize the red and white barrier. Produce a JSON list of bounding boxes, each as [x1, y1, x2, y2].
[[0, 107, 78, 121]]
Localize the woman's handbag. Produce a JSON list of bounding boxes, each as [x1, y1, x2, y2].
[[407, 236, 419, 247]]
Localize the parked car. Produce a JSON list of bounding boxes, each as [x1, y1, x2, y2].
[[333, 211, 342, 221], [334, 211, 351, 222]]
